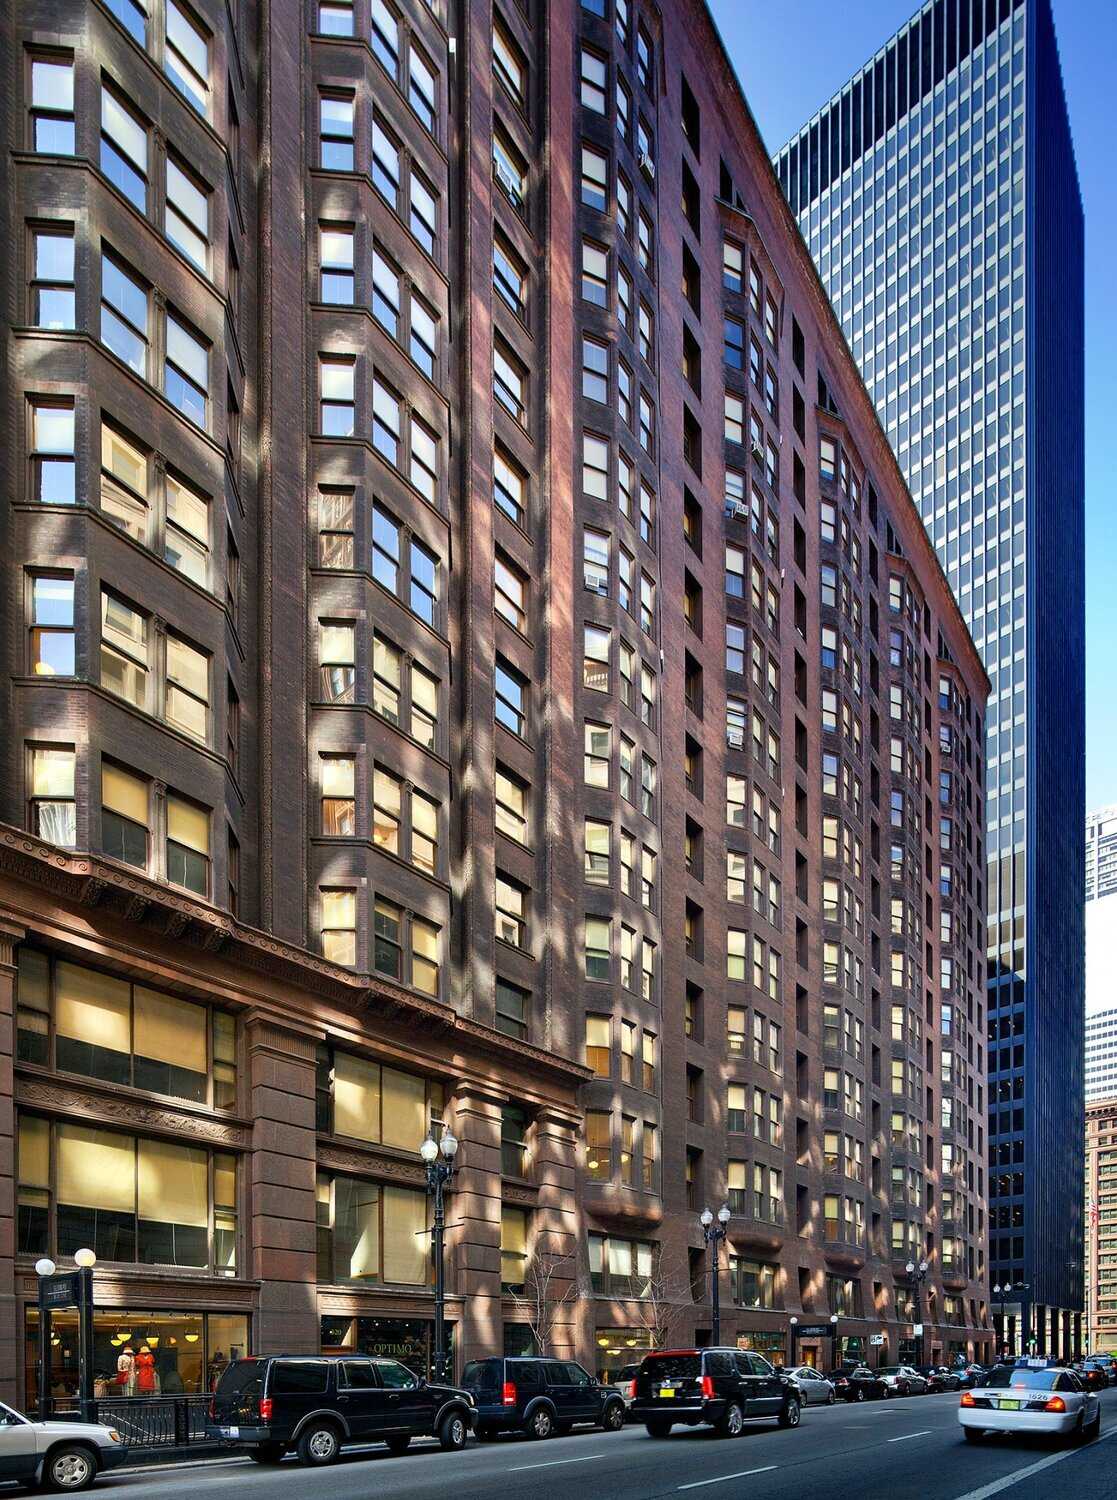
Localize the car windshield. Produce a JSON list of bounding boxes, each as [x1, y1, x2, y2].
[[642, 1355, 701, 1380], [984, 1369, 1063, 1390], [877, 1367, 901, 1375]]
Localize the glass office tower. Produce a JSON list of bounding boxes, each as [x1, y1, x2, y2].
[[775, 0, 1084, 1356]]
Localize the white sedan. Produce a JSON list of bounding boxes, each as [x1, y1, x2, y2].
[[784, 1366, 836, 1405], [0, 1399, 126, 1490], [959, 1365, 1101, 1444]]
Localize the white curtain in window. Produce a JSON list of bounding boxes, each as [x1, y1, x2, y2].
[[134, 986, 206, 1071], [138, 1139, 208, 1226], [333, 1052, 380, 1142], [380, 1067, 425, 1151], [55, 961, 130, 1052], [382, 1185, 428, 1284], [57, 1125, 136, 1211]]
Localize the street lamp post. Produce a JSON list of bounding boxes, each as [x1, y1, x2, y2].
[[992, 1283, 1010, 1359], [905, 1258, 929, 1368], [421, 1130, 459, 1383], [700, 1205, 731, 1345], [35, 1248, 97, 1420], [830, 1312, 839, 1366]]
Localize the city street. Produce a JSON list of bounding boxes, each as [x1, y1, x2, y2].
[[92, 1389, 1117, 1500]]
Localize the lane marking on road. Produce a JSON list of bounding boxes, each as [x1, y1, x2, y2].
[[678, 1465, 778, 1489], [887, 1429, 933, 1442], [950, 1425, 1117, 1500], [508, 1453, 607, 1472]]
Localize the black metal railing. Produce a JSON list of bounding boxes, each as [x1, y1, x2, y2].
[[48, 1395, 216, 1450]]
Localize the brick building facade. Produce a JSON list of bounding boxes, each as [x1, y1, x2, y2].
[[2, 0, 990, 1408]]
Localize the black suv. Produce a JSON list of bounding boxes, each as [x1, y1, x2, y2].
[[630, 1349, 801, 1437], [209, 1355, 475, 1466], [461, 1356, 626, 1440]]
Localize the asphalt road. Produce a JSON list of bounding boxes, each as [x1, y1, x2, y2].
[[85, 1388, 1117, 1500]]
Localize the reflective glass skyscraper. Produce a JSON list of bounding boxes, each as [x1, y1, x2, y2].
[[775, 0, 1084, 1355]]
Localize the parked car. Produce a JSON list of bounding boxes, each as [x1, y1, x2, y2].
[[827, 1366, 888, 1402], [784, 1366, 837, 1405], [959, 1365, 1101, 1444], [611, 1363, 641, 1413], [462, 1356, 625, 1440], [630, 1348, 801, 1438], [877, 1365, 930, 1396], [209, 1354, 475, 1466], [917, 1366, 961, 1393], [956, 1364, 987, 1389], [0, 1400, 126, 1493]]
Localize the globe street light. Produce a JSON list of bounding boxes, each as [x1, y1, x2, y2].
[[700, 1205, 731, 1345], [421, 1131, 459, 1382], [905, 1258, 930, 1368]]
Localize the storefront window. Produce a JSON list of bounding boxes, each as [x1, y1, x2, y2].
[[321, 1315, 453, 1380], [17, 1116, 237, 1273], [735, 1330, 787, 1363], [316, 1172, 430, 1285], [25, 1308, 248, 1410], [15, 948, 236, 1110], [315, 1045, 443, 1150], [594, 1327, 654, 1383]]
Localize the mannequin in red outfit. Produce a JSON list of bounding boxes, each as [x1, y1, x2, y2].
[[135, 1347, 159, 1395]]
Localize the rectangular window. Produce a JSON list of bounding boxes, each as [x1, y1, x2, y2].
[[581, 143, 608, 210], [493, 23, 525, 101], [495, 766, 528, 845], [164, 473, 209, 585], [493, 236, 526, 318], [31, 57, 75, 155], [494, 446, 526, 524], [409, 418, 438, 503], [29, 574, 75, 677], [320, 356, 355, 435], [321, 889, 356, 964], [101, 762, 149, 868], [320, 754, 355, 836], [319, 490, 354, 569], [580, 48, 606, 112], [495, 657, 527, 737], [321, 95, 355, 170], [101, 254, 149, 375], [371, 0, 399, 72], [494, 554, 527, 631], [29, 746, 76, 847], [583, 625, 610, 692], [409, 295, 437, 378], [496, 873, 527, 949], [165, 157, 208, 270], [165, 313, 208, 426], [318, 0, 353, 34], [408, 45, 436, 130], [166, 792, 209, 895], [31, 226, 75, 329], [165, 633, 209, 743], [409, 169, 437, 254], [581, 240, 608, 306], [409, 537, 437, 623], [319, 620, 355, 702], [372, 377, 400, 461], [320, 226, 355, 303], [165, 0, 210, 115], [582, 336, 608, 404], [100, 590, 149, 708], [30, 401, 75, 504], [494, 341, 527, 423], [495, 979, 529, 1040], [492, 129, 526, 211]]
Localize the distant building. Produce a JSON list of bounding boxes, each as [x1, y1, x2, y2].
[[1086, 1009, 1117, 1105], [1085, 1099, 1117, 1352]]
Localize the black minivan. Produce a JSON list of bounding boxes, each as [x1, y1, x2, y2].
[[210, 1355, 475, 1466], [462, 1356, 626, 1440], [630, 1348, 801, 1437]]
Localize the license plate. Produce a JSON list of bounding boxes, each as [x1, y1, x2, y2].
[[658, 1389, 676, 1399], [999, 1401, 1020, 1411], [223, 1427, 239, 1437]]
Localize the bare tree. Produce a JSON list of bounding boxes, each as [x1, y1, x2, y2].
[[626, 1262, 692, 1351], [506, 1249, 581, 1355]]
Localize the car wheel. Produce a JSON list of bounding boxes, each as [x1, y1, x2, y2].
[[247, 1444, 286, 1464], [601, 1400, 625, 1432], [826, 1389, 835, 1405], [963, 1428, 985, 1444], [526, 1406, 555, 1440], [386, 1435, 411, 1456], [717, 1402, 744, 1438], [297, 1422, 341, 1467], [42, 1445, 97, 1493], [778, 1399, 801, 1429], [645, 1419, 672, 1439], [856, 1387, 867, 1402], [439, 1411, 468, 1452], [1087, 1408, 1102, 1440]]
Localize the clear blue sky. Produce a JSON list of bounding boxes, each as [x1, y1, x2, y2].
[[709, 0, 1116, 812]]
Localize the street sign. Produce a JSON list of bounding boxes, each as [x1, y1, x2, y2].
[[40, 1272, 82, 1309], [869, 1334, 885, 1346], [913, 1323, 924, 1335], [792, 1323, 834, 1337]]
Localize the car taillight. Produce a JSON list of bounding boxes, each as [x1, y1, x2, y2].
[[700, 1375, 715, 1400], [960, 1392, 975, 1407], [1043, 1397, 1066, 1413], [208, 1398, 216, 1420], [259, 1397, 273, 1421], [628, 1380, 637, 1400], [502, 1381, 517, 1407]]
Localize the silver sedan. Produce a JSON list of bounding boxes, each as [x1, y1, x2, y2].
[[785, 1366, 837, 1405]]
